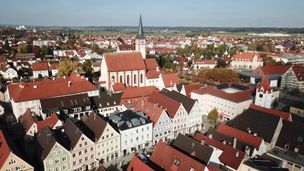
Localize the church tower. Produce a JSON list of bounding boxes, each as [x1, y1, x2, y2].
[[254, 76, 275, 109], [135, 14, 146, 59]]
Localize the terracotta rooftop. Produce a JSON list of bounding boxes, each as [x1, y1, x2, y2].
[[7, 73, 98, 102], [249, 104, 291, 121], [150, 141, 206, 171], [161, 72, 179, 88], [0, 130, 10, 169], [32, 62, 49, 71], [148, 91, 181, 118], [121, 86, 158, 100], [232, 52, 262, 62], [216, 124, 263, 149], [103, 52, 146, 72], [192, 86, 252, 103]]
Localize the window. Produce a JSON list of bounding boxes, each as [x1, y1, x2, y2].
[[79, 151, 82, 155], [134, 74, 137, 84], [140, 73, 143, 84], [120, 75, 123, 83], [127, 75, 130, 85], [73, 161, 76, 166], [79, 159, 82, 163]]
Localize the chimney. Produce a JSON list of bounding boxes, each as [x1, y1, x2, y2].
[[201, 140, 205, 145], [247, 128, 251, 134], [233, 137, 237, 149], [235, 151, 239, 157], [253, 133, 257, 137], [208, 134, 213, 139]]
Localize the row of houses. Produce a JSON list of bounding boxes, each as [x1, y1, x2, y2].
[[128, 103, 304, 171]]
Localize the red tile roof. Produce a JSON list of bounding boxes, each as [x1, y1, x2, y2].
[[216, 124, 263, 149], [148, 91, 181, 118], [134, 100, 164, 125], [104, 52, 146, 72], [0, 130, 10, 169], [150, 141, 206, 171], [146, 70, 160, 79], [50, 63, 58, 70], [193, 132, 245, 170], [144, 58, 159, 70], [192, 87, 252, 103], [37, 113, 60, 132], [161, 73, 179, 88], [121, 86, 158, 100], [119, 44, 135, 51], [184, 84, 201, 96], [127, 155, 155, 171], [257, 76, 272, 93], [292, 66, 304, 81], [112, 83, 126, 92], [232, 52, 262, 62], [254, 64, 290, 76], [32, 62, 49, 71], [7, 74, 98, 102], [249, 104, 291, 121], [19, 109, 36, 133]]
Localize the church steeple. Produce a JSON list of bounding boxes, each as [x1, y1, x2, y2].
[[136, 14, 145, 39], [135, 14, 146, 59]]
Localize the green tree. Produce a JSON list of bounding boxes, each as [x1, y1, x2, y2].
[[57, 60, 77, 77], [208, 108, 219, 123], [18, 44, 32, 53], [82, 60, 93, 75]]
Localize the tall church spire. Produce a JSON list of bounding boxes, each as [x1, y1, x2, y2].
[[136, 14, 145, 39]]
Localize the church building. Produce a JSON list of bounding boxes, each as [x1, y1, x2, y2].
[[99, 15, 178, 91]]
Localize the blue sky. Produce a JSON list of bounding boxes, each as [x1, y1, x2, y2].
[[1, 0, 304, 27]]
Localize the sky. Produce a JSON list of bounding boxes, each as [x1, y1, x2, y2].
[[0, 0, 304, 27]]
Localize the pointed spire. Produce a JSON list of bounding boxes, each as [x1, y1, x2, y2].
[[258, 76, 272, 93], [136, 14, 145, 39]]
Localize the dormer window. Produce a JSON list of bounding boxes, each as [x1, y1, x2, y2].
[[173, 159, 180, 166], [284, 144, 289, 150]]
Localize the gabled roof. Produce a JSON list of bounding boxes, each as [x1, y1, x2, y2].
[[64, 118, 83, 150], [133, 100, 164, 125], [103, 52, 146, 72], [249, 104, 291, 121], [184, 84, 201, 96], [150, 141, 206, 171], [193, 132, 245, 170], [292, 66, 304, 81], [172, 134, 213, 165], [148, 91, 181, 118], [8, 74, 98, 102], [112, 83, 126, 92], [257, 76, 272, 93], [144, 58, 159, 70], [216, 124, 263, 149], [83, 113, 108, 141], [160, 89, 195, 114], [232, 52, 262, 62], [36, 113, 60, 132], [193, 87, 252, 103], [255, 64, 290, 76], [92, 92, 122, 109], [19, 109, 37, 133], [32, 62, 49, 71], [36, 127, 58, 160], [127, 155, 156, 171], [146, 70, 160, 79], [41, 93, 91, 112], [161, 73, 179, 88], [0, 130, 10, 169], [121, 86, 158, 100], [275, 120, 304, 156], [227, 106, 281, 144]]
